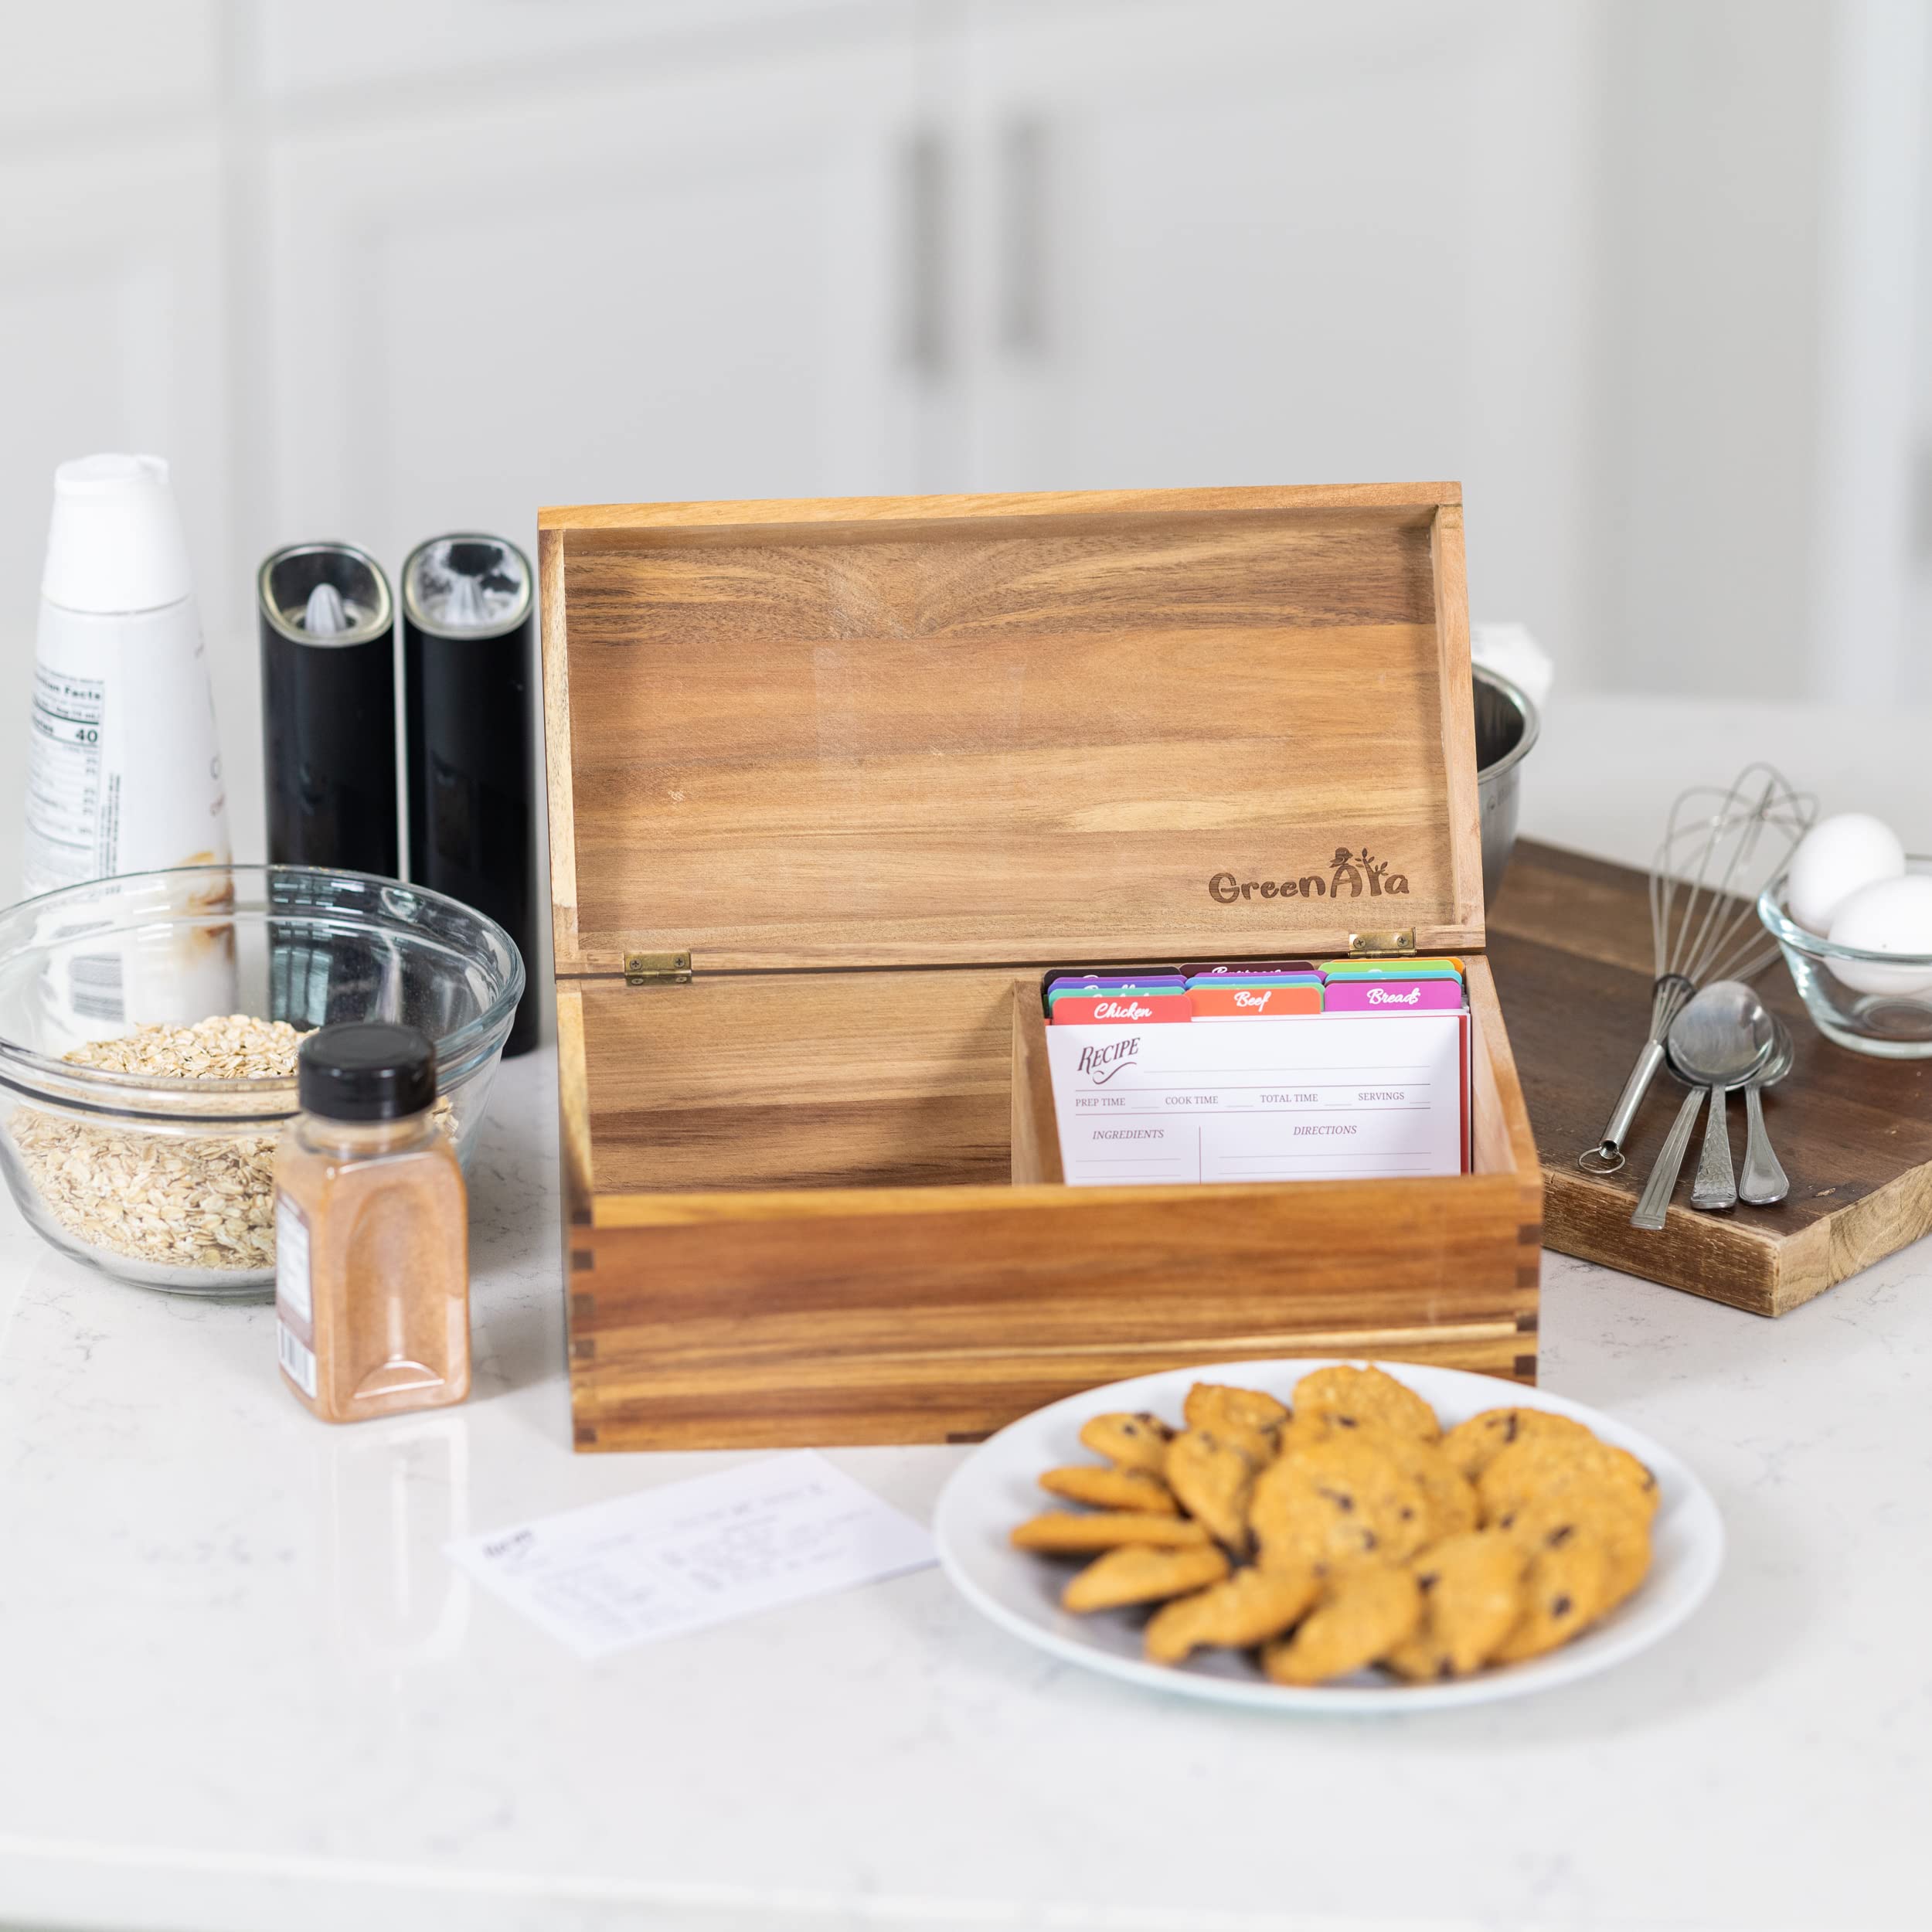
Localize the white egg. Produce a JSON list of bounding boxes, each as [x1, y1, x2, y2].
[[1785, 812, 1906, 936], [1825, 873, 1932, 997]]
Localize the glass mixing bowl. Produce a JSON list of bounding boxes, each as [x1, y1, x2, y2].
[[0, 864, 522, 1294], [1758, 857, 1932, 1057]]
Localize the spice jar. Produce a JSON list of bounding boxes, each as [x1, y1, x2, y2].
[[274, 1022, 468, 1423]]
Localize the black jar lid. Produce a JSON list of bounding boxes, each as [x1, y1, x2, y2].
[[298, 1022, 437, 1121]]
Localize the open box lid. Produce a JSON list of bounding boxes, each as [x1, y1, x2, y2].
[[539, 484, 1483, 977]]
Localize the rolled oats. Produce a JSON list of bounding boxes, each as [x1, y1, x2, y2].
[[10, 1015, 302, 1274]]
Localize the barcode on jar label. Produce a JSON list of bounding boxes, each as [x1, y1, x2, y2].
[[67, 952, 124, 1023], [277, 1319, 317, 1399]]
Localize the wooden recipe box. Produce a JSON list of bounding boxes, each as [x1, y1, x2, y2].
[[539, 484, 1543, 1451]]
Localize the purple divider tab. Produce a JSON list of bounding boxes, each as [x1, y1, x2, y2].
[[1046, 974, 1187, 993]]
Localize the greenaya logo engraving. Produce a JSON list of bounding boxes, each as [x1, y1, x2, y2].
[[1209, 845, 1413, 904]]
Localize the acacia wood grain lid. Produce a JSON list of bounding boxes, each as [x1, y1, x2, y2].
[[539, 484, 1482, 976]]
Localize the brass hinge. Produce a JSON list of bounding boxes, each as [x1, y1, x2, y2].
[[623, 948, 692, 987], [1348, 930, 1417, 957]]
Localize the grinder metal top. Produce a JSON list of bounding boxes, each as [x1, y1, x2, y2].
[[403, 535, 532, 641]]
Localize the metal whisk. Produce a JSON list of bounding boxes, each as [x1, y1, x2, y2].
[[1580, 764, 1815, 1174]]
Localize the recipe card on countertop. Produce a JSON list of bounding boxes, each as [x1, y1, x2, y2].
[[1045, 1012, 1468, 1186], [447, 1452, 936, 1659]]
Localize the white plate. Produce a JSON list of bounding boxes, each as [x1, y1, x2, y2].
[[934, 1359, 1723, 1713]]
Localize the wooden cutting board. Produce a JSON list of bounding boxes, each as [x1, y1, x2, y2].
[[1488, 840, 1932, 1315]]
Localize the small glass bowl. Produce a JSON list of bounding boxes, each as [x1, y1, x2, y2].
[[0, 864, 523, 1294], [1757, 857, 1932, 1057]]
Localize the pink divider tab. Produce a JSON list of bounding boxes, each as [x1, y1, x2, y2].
[[1050, 992, 1192, 1026], [1321, 978, 1464, 1012]]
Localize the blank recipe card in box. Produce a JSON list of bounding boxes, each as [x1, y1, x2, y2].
[[1045, 1012, 1469, 1186]]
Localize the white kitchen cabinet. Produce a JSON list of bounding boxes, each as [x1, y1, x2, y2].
[[0, 0, 1886, 927], [255, 29, 928, 570], [940, 0, 1600, 659], [250, 0, 895, 98], [0, 1, 220, 132], [0, 134, 236, 889]]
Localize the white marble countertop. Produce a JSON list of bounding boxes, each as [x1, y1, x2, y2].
[[1, 1031, 1928, 1932], [7, 690, 1932, 1931]]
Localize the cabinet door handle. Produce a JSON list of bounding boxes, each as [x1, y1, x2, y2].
[[999, 117, 1047, 355], [901, 129, 947, 380]]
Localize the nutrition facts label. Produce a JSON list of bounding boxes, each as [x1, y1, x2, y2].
[[23, 665, 107, 891]]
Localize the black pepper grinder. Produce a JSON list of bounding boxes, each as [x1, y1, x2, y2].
[[258, 542, 400, 876], [400, 534, 538, 1056]]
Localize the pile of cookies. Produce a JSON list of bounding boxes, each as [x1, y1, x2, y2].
[[1011, 1366, 1658, 1685]]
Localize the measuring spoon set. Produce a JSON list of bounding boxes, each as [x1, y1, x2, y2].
[[1630, 980, 1793, 1230]]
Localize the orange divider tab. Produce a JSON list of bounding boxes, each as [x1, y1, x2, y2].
[[1189, 983, 1322, 1019]]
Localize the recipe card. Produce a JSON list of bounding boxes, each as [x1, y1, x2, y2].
[[1046, 1010, 1469, 1185], [447, 1451, 935, 1659]]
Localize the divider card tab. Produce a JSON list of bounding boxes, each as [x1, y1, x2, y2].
[[1182, 973, 1325, 989], [1046, 976, 1186, 1009], [1051, 992, 1193, 1025], [1321, 958, 1466, 981], [1181, 961, 1317, 978], [1322, 968, 1464, 985], [1323, 978, 1464, 1012], [1045, 1012, 1469, 1185], [1189, 983, 1323, 1018]]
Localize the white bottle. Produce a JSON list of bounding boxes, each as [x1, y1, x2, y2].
[[24, 454, 231, 899], [23, 455, 236, 1039]]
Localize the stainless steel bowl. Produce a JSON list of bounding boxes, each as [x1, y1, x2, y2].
[[1474, 665, 1540, 904]]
